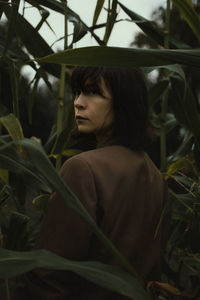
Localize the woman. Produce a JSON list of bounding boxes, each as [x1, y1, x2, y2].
[[14, 66, 169, 299]]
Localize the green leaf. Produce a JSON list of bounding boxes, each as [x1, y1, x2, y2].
[[0, 114, 24, 140], [0, 168, 8, 184], [118, 1, 190, 49], [143, 64, 186, 80], [92, 0, 105, 26], [170, 75, 200, 149], [0, 58, 20, 119], [0, 38, 29, 61], [36, 46, 200, 69], [148, 80, 169, 107], [32, 194, 50, 211], [62, 149, 82, 157], [7, 58, 20, 119], [3, 6, 60, 78], [51, 101, 76, 155], [169, 189, 195, 215], [166, 156, 194, 178], [0, 138, 51, 193], [167, 131, 193, 163], [0, 0, 8, 19], [172, 0, 200, 41], [0, 248, 150, 300], [27, 0, 105, 46], [3, 0, 20, 56], [70, 18, 88, 46], [103, 0, 118, 44], [4, 212, 29, 250]]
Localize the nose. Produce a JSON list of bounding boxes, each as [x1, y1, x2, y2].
[[74, 93, 87, 110]]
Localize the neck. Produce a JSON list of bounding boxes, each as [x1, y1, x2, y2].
[[95, 129, 117, 148]]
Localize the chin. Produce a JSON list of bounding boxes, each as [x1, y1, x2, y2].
[[77, 127, 94, 134]]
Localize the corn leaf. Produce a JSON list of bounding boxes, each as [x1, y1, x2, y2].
[[36, 46, 200, 69], [148, 80, 169, 108], [118, 1, 190, 49], [143, 64, 186, 80], [171, 0, 200, 41], [27, 0, 105, 45], [0, 248, 150, 300], [92, 0, 105, 26], [166, 156, 193, 178], [7, 58, 20, 119], [0, 138, 51, 193], [0, 114, 24, 140], [0, 168, 8, 184], [170, 75, 200, 149], [3, 6, 60, 78], [3, 0, 20, 56], [168, 131, 193, 163], [103, 0, 118, 44], [0, 0, 8, 19]]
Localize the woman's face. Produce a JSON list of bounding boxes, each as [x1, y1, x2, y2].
[[74, 78, 114, 139]]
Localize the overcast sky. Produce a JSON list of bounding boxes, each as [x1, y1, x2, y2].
[[21, 0, 165, 50]]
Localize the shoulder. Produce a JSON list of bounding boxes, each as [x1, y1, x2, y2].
[[60, 153, 93, 178], [61, 145, 149, 175]]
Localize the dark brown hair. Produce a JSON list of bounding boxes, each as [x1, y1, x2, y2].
[[71, 66, 154, 150]]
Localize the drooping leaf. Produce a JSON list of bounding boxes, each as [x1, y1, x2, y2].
[[143, 64, 186, 80], [118, 1, 190, 49], [26, 0, 105, 45], [3, 0, 20, 56], [4, 212, 30, 250], [169, 189, 195, 215], [170, 75, 200, 149], [148, 80, 169, 107], [0, 248, 150, 300], [51, 101, 76, 155], [0, 138, 51, 193], [166, 156, 194, 178], [32, 194, 50, 211], [69, 17, 88, 47], [36, 46, 200, 69], [0, 113, 24, 140], [167, 131, 193, 163], [165, 114, 178, 134], [3, 6, 60, 78], [172, 0, 200, 41], [0, 38, 29, 61], [0, 0, 9, 19], [0, 168, 8, 184]]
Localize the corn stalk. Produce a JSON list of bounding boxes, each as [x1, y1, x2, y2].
[[56, 0, 68, 171], [160, 0, 171, 172]]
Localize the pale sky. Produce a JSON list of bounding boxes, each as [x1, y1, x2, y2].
[[14, 0, 166, 79], [20, 0, 165, 50]]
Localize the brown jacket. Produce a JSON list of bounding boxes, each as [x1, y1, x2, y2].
[[13, 145, 169, 300]]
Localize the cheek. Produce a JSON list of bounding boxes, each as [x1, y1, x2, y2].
[[100, 106, 115, 127]]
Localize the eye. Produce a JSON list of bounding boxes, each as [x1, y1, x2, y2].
[[84, 88, 101, 96], [88, 90, 98, 95]]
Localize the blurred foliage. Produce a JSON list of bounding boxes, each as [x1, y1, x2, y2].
[[0, 0, 200, 299]]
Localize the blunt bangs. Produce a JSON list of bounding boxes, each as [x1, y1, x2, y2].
[[71, 67, 106, 97]]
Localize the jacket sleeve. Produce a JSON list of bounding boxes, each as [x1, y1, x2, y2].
[[13, 156, 97, 300]]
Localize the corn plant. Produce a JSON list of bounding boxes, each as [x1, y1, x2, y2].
[[0, 0, 200, 299]]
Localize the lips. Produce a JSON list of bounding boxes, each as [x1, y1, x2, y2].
[[76, 115, 88, 120]]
